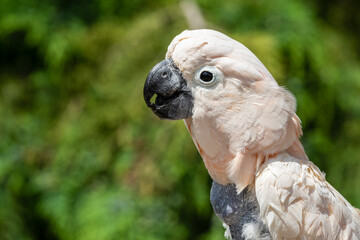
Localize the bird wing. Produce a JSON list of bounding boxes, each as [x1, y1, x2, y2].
[[255, 152, 360, 240]]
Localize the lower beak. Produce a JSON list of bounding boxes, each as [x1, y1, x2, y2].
[[143, 59, 194, 120]]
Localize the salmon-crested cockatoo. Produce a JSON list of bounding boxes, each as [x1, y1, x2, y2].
[[143, 29, 360, 240]]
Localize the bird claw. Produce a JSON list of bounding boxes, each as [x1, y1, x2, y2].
[[210, 181, 271, 240]]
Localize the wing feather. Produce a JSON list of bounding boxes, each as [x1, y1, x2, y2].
[[255, 153, 360, 239]]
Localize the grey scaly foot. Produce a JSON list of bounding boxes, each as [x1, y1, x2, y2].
[[210, 181, 272, 240]]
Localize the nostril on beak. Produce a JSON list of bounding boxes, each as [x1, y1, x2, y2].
[[161, 71, 168, 78], [143, 58, 193, 120]]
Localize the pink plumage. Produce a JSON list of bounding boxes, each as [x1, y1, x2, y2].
[[166, 29, 360, 239]]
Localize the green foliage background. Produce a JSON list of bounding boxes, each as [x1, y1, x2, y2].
[[0, 0, 359, 239]]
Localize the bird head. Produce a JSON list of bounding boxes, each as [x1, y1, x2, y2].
[[144, 29, 304, 190]]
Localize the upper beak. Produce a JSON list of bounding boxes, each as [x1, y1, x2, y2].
[[143, 58, 194, 120]]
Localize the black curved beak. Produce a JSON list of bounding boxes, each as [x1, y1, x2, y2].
[[143, 58, 193, 120]]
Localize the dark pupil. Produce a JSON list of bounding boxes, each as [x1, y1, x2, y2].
[[200, 71, 213, 82]]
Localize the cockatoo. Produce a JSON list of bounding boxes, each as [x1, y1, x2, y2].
[[143, 29, 360, 240]]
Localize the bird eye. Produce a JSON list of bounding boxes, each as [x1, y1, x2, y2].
[[200, 71, 213, 82], [194, 66, 223, 87]]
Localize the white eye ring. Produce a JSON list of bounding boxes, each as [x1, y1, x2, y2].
[[194, 66, 223, 87]]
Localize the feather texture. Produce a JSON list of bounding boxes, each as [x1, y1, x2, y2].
[[255, 153, 360, 239], [165, 29, 360, 239]]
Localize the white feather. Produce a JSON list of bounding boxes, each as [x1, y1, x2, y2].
[[256, 153, 360, 239], [165, 29, 360, 239]]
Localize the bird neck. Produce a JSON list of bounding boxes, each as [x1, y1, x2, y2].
[[284, 138, 308, 161]]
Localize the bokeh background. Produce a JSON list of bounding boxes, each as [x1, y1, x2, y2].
[[1, 0, 360, 239]]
